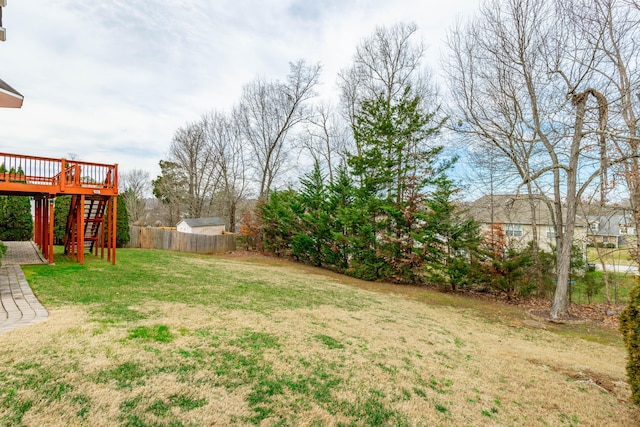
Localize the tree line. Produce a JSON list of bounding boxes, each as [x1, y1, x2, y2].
[[253, 87, 482, 285], [118, 1, 640, 326]]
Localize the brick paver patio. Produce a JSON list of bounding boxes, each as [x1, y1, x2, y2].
[[0, 241, 48, 333]]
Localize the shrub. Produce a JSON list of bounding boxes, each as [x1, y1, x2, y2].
[[237, 209, 263, 251], [620, 279, 640, 406], [0, 240, 7, 265], [577, 271, 604, 304], [596, 242, 616, 249], [485, 248, 534, 298]]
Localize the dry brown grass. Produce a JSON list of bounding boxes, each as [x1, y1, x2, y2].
[[2, 253, 638, 426]]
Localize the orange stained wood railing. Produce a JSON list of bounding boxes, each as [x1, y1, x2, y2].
[[0, 152, 118, 265]]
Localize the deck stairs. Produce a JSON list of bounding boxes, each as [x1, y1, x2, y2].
[[64, 195, 107, 255]]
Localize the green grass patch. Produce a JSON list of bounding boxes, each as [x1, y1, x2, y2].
[[314, 334, 345, 349], [230, 330, 280, 350], [95, 362, 147, 389], [435, 403, 448, 414], [339, 388, 409, 427], [23, 248, 370, 319], [1, 389, 33, 426], [587, 246, 634, 266], [127, 324, 174, 343], [570, 270, 635, 305], [168, 394, 207, 411]]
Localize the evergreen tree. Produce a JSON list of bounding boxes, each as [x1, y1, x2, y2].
[[0, 196, 34, 241], [53, 195, 71, 245], [421, 177, 481, 289], [292, 162, 333, 266], [260, 189, 302, 257], [348, 87, 448, 282], [116, 194, 130, 247], [152, 160, 187, 225], [325, 164, 355, 271]]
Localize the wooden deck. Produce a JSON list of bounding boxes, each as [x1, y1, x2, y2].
[[0, 152, 118, 196], [0, 152, 118, 265]]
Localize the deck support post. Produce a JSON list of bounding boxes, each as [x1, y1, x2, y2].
[[48, 197, 54, 264], [78, 194, 85, 265], [0, 152, 117, 265], [34, 197, 41, 250], [112, 195, 117, 265], [107, 195, 117, 265]]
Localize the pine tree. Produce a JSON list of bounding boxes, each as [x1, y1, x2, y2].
[[0, 196, 34, 241], [325, 164, 355, 271], [292, 162, 333, 266], [116, 194, 130, 247], [348, 87, 448, 282], [53, 195, 72, 245], [259, 190, 302, 257], [421, 177, 481, 289]]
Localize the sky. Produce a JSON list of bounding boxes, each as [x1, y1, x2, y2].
[[0, 0, 481, 184]]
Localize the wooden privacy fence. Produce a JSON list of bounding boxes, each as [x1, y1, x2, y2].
[[128, 226, 236, 254]]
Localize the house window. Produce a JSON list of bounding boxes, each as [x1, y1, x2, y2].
[[589, 221, 600, 234], [619, 224, 636, 235], [546, 225, 565, 238], [505, 223, 523, 237]]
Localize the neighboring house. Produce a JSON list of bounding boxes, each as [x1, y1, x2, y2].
[[583, 204, 637, 248], [176, 217, 226, 236], [466, 194, 588, 251]]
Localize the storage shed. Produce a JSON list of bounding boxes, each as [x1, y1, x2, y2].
[[176, 217, 226, 236]]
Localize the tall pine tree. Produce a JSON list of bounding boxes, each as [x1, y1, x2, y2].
[[347, 87, 448, 282]]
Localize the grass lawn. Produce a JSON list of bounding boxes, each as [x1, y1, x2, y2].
[[0, 248, 636, 425], [587, 246, 635, 266], [571, 271, 636, 306]]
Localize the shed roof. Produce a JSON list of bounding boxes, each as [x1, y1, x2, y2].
[[178, 217, 226, 228], [0, 78, 23, 108]]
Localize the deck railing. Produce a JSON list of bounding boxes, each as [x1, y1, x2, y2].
[[0, 152, 117, 193]]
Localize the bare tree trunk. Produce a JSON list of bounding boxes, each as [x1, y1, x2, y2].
[[551, 90, 607, 318], [598, 245, 613, 305]]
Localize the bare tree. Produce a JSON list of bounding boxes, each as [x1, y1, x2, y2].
[[168, 120, 218, 218], [297, 102, 349, 183], [445, 0, 610, 319], [203, 110, 249, 232], [237, 60, 321, 199], [573, 0, 640, 263], [337, 22, 437, 157], [120, 169, 150, 225], [444, 1, 556, 271]]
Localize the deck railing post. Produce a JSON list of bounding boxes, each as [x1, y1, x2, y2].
[[114, 164, 118, 192], [60, 158, 66, 192]]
